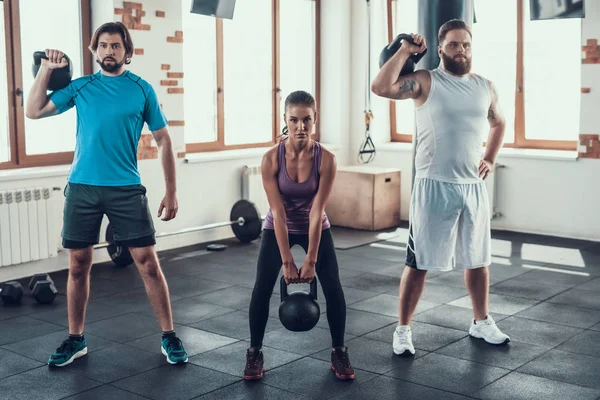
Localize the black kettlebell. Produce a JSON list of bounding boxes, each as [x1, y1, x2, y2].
[[32, 51, 73, 91], [279, 274, 320, 332], [379, 33, 428, 77]]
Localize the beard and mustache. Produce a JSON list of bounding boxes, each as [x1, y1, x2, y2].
[[440, 51, 472, 75], [96, 56, 127, 73]]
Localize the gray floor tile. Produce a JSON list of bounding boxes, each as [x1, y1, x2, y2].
[[547, 288, 600, 310], [261, 357, 378, 399], [2, 330, 117, 364], [328, 375, 473, 400], [448, 293, 539, 316], [436, 336, 549, 370], [261, 326, 355, 356], [190, 310, 278, 340], [576, 277, 600, 292], [154, 297, 236, 325], [418, 283, 469, 304], [28, 301, 130, 327], [556, 330, 600, 358], [426, 271, 465, 288], [191, 285, 255, 310], [474, 371, 600, 400], [340, 273, 401, 293], [385, 352, 509, 395], [363, 321, 466, 352], [193, 381, 308, 400], [62, 385, 150, 400], [514, 269, 594, 288], [189, 341, 302, 377], [0, 365, 102, 400], [413, 305, 509, 331], [515, 302, 600, 329], [0, 348, 44, 379], [84, 313, 162, 343], [494, 316, 583, 348], [518, 349, 600, 389], [311, 336, 428, 374], [349, 294, 438, 318], [0, 316, 64, 346], [490, 278, 569, 301], [111, 363, 240, 400], [316, 309, 397, 336], [126, 325, 237, 357], [64, 343, 167, 383]]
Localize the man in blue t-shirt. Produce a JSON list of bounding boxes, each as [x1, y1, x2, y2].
[[26, 22, 188, 367]]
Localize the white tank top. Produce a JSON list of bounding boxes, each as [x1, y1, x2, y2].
[[414, 68, 491, 184]]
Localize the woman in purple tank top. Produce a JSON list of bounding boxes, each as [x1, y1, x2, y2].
[[243, 91, 354, 381]]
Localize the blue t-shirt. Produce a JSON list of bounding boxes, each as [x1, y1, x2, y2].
[[49, 70, 168, 186]]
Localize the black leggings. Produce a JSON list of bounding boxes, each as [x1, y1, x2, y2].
[[249, 228, 347, 348]]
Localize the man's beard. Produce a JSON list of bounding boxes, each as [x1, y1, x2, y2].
[[441, 52, 471, 75], [97, 57, 124, 73]]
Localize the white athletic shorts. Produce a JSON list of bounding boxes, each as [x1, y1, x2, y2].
[[406, 177, 491, 271]]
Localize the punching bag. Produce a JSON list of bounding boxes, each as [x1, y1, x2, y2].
[[411, 0, 474, 188], [417, 0, 474, 71]]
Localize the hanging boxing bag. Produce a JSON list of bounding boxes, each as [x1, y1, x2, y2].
[[190, 0, 236, 20], [417, 0, 475, 71]]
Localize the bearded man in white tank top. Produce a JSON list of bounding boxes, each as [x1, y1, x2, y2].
[[371, 19, 510, 356]]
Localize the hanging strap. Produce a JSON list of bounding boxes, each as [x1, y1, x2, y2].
[[359, 0, 376, 164]]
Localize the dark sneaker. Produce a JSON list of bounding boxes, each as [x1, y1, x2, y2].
[[243, 347, 264, 380], [330, 346, 355, 380], [161, 336, 188, 364], [48, 337, 88, 367]]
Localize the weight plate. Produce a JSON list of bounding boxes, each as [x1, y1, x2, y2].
[[230, 200, 262, 243], [106, 223, 134, 268]]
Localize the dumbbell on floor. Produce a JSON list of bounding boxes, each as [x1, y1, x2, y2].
[[29, 273, 58, 305], [1, 281, 24, 305]]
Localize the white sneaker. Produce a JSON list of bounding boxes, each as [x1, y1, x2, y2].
[[469, 315, 511, 344], [393, 325, 416, 356]]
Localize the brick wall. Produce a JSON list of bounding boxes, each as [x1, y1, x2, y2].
[[580, 2, 600, 159], [113, 1, 185, 160]]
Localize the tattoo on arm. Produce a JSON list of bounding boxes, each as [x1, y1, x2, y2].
[[487, 108, 496, 120], [398, 78, 417, 99]]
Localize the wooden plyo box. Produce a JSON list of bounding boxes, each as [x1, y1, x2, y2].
[[326, 166, 401, 231]]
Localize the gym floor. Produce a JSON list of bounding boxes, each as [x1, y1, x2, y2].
[[1, 229, 600, 400]]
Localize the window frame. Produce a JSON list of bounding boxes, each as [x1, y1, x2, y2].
[[185, 0, 321, 154], [387, 0, 578, 151], [0, 0, 93, 170]]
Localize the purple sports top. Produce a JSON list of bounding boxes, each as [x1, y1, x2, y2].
[[263, 140, 331, 234]]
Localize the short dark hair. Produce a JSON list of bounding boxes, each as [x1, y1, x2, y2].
[[89, 22, 134, 64], [282, 90, 317, 136], [438, 19, 472, 44]]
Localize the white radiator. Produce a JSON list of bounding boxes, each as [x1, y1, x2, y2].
[[485, 163, 504, 220], [241, 165, 270, 218], [0, 187, 59, 267]]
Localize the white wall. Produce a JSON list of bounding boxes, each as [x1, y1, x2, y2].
[[0, 0, 353, 271], [347, 0, 600, 242]]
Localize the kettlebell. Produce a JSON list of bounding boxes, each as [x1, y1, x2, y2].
[[379, 33, 427, 77], [32, 51, 73, 91], [278, 274, 320, 332]]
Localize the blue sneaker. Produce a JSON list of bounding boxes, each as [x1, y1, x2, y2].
[[48, 337, 88, 367], [161, 336, 188, 364]]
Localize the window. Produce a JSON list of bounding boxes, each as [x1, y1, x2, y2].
[[387, 0, 580, 150], [183, 0, 320, 153], [0, 0, 92, 169], [389, 0, 418, 142]]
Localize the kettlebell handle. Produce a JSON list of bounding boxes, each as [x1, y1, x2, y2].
[[33, 51, 48, 66], [387, 33, 428, 62], [279, 270, 318, 301]]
